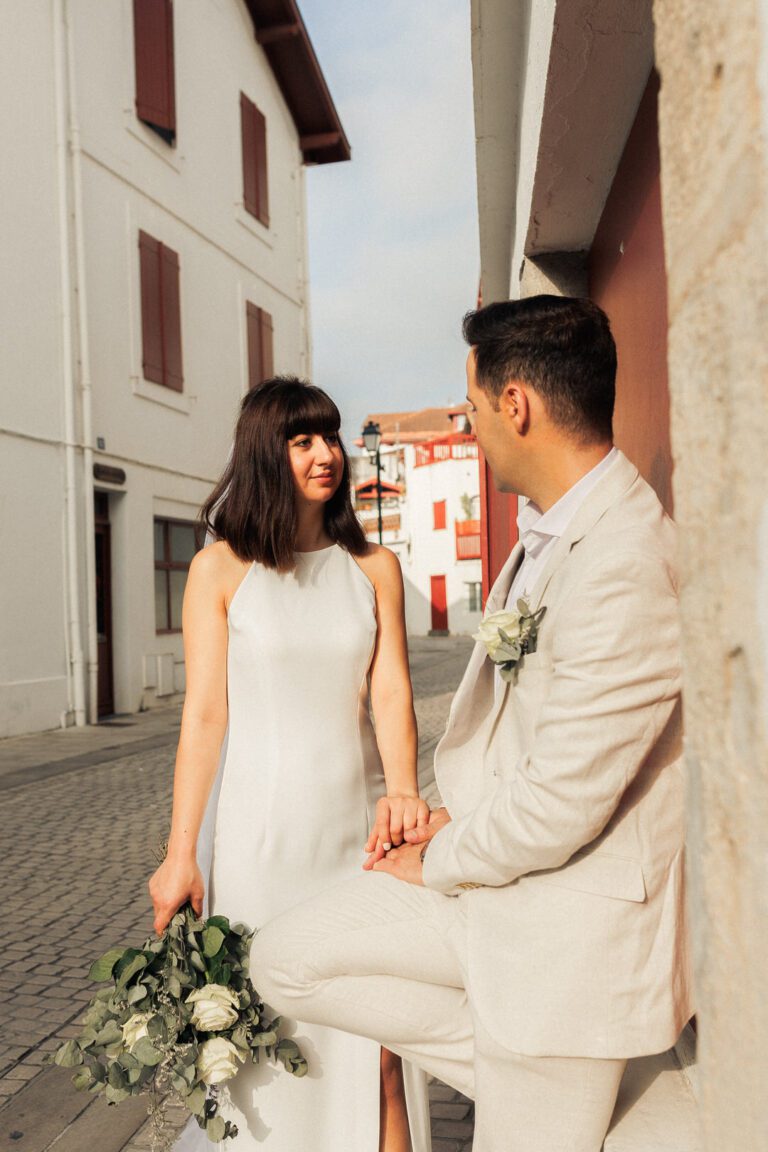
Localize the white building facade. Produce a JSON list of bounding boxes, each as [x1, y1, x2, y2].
[[0, 0, 348, 737], [354, 418, 483, 637]]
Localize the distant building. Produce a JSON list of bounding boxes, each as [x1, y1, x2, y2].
[[0, 0, 348, 737], [355, 408, 482, 636]]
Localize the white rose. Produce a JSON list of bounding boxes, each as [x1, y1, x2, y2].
[[474, 610, 523, 662], [186, 984, 240, 1032], [122, 1012, 151, 1050], [196, 1037, 243, 1086]]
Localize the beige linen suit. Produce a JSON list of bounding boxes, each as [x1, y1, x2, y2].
[[423, 449, 693, 1058], [251, 450, 694, 1149]]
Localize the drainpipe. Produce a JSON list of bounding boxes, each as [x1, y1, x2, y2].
[[64, 1, 99, 723], [52, 0, 86, 727]]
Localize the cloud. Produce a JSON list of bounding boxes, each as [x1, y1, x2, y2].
[[298, 0, 479, 443]]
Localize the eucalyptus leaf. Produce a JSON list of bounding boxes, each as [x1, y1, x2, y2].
[[186, 1085, 206, 1116], [93, 1020, 123, 1047], [202, 926, 225, 958], [72, 1069, 92, 1091], [189, 950, 206, 973], [206, 1116, 226, 1142], [205, 915, 231, 933], [126, 984, 147, 1005], [104, 1083, 131, 1104], [131, 1037, 164, 1067], [54, 1040, 83, 1068], [89, 948, 125, 983], [116, 953, 148, 990], [108, 1063, 127, 1089]]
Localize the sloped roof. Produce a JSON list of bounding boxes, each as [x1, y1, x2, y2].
[[244, 0, 350, 164], [363, 406, 469, 441]]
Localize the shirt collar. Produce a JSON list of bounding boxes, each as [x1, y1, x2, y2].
[[516, 447, 618, 556]]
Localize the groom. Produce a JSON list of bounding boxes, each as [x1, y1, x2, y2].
[[252, 296, 693, 1150]]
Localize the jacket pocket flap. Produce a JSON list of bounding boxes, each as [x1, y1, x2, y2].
[[525, 851, 647, 903]]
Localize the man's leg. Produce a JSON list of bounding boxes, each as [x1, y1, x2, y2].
[[251, 871, 475, 1098], [472, 1011, 626, 1152]]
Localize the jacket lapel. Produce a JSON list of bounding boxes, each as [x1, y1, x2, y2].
[[482, 451, 640, 732]]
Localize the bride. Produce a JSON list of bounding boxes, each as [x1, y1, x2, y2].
[[149, 376, 431, 1151]]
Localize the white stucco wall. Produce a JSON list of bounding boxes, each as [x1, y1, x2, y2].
[[0, 0, 313, 735], [400, 446, 482, 637]]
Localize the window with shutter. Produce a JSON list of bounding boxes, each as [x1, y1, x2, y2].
[[433, 500, 447, 531], [139, 230, 183, 392], [240, 93, 269, 226], [133, 0, 176, 144], [246, 303, 274, 390]]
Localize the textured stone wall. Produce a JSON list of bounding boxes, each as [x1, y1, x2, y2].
[[654, 1, 768, 1146]]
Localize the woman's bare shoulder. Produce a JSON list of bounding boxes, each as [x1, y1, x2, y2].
[[352, 543, 403, 588], [190, 540, 251, 593]]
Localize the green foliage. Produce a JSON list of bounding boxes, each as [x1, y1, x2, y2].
[[50, 903, 308, 1146]]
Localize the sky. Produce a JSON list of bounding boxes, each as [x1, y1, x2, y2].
[[296, 0, 479, 447]]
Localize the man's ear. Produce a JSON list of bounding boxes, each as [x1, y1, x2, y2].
[[500, 381, 530, 434]]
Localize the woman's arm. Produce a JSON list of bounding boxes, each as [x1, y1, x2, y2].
[[356, 547, 428, 865], [148, 545, 232, 934]]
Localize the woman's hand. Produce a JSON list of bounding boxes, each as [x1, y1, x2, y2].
[[363, 795, 430, 870], [149, 855, 205, 936]]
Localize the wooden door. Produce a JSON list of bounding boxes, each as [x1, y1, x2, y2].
[[430, 575, 448, 633], [94, 494, 114, 717]]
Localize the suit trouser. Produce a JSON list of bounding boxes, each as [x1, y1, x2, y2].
[[251, 872, 626, 1152]]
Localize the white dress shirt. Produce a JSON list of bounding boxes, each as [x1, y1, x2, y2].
[[496, 447, 619, 691]]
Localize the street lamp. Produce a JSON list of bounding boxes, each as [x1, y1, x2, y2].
[[361, 420, 383, 544]]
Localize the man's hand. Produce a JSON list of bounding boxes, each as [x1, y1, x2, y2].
[[370, 807, 453, 886], [371, 841, 426, 885], [403, 805, 451, 844]]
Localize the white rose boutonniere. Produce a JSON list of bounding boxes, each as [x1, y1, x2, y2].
[[474, 598, 546, 682], [186, 984, 240, 1032]]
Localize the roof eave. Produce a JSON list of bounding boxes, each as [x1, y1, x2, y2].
[[244, 0, 351, 165]]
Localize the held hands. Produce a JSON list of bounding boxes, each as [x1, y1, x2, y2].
[[363, 794, 430, 871], [148, 855, 205, 936], [369, 806, 452, 886]]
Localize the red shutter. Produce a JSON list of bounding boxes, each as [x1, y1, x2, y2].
[[241, 94, 257, 217], [241, 93, 269, 226], [133, 0, 176, 139], [246, 303, 274, 389], [254, 107, 269, 226], [433, 500, 447, 530], [259, 308, 274, 378], [161, 245, 183, 392], [139, 231, 164, 385]]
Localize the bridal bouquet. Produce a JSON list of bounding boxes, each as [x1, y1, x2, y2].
[[51, 904, 307, 1148]]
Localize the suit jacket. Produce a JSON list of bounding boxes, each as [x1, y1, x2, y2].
[[423, 450, 693, 1058]]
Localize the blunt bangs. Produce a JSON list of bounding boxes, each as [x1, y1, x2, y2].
[[283, 385, 341, 440]]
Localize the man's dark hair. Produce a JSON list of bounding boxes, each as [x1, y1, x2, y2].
[[201, 376, 367, 571], [462, 295, 616, 443]]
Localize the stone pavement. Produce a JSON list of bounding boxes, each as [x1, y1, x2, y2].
[[0, 635, 474, 1152]]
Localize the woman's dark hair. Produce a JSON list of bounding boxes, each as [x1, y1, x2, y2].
[[201, 376, 368, 570], [462, 295, 616, 443]]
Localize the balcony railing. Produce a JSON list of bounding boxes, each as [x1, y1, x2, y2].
[[414, 433, 478, 468], [455, 518, 481, 560], [359, 512, 402, 537]]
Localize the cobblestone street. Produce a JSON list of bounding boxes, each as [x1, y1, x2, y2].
[[0, 635, 474, 1152]]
